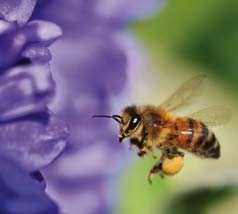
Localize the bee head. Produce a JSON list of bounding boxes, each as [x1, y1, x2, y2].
[[119, 105, 141, 142], [92, 105, 141, 143]]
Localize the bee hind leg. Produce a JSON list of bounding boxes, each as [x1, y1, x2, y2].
[[147, 153, 167, 184]]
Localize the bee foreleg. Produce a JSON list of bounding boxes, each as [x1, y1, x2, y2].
[[137, 147, 149, 158], [147, 153, 167, 184]]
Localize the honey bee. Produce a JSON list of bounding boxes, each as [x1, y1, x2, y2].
[[93, 75, 232, 184]]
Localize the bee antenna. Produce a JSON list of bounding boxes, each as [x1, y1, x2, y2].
[[112, 115, 122, 119], [92, 115, 121, 123], [92, 115, 112, 118]]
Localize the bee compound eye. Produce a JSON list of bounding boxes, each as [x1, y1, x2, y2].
[[126, 114, 141, 131], [132, 117, 138, 124]]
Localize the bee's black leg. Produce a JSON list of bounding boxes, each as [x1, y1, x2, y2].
[[147, 153, 167, 184], [137, 150, 147, 157], [171, 147, 185, 157], [164, 147, 184, 159]]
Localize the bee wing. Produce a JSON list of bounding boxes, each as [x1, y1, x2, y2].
[[159, 74, 206, 112], [188, 106, 232, 129]]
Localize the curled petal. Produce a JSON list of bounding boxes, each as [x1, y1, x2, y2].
[[0, 21, 62, 70], [0, 110, 69, 172], [22, 44, 52, 63], [0, 0, 37, 25], [27, 20, 63, 46], [0, 19, 16, 35], [0, 156, 58, 213], [0, 64, 54, 121]]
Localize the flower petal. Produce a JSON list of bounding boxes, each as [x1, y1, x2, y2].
[[0, 156, 58, 213], [0, 19, 16, 35], [22, 44, 52, 63], [27, 20, 63, 46], [0, 110, 69, 172], [0, 0, 37, 25], [0, 64, 54, 121], [0, 21, 62, 71]]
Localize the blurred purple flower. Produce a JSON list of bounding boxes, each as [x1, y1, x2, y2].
[[32, 0, 161, 213], [0, 110, 68, 171], [0, 0, 69, 211], [0, 0, 37, 25], [0, 156, 58, 213], [0, 19, 62, 71]]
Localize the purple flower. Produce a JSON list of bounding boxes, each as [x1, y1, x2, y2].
[[0, 0, 161, 212], [0, 0, 37, 25], [0, 0, 67, 170], [32, 0, 161, 213], [0, 155, 58, 213], [0, 0, 69, 211], [40, 28, 127, 214], [0, 110, 68, 171], [0, 19, 62, 71]]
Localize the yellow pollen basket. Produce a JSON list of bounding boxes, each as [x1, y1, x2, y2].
[[162, 156, 184, 175]]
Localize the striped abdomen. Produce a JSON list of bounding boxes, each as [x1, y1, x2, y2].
[[174, 117, 220, 158]]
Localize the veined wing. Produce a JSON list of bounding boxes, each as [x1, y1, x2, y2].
[[159, 74, 207, 112], [188, 106, 232, 129]]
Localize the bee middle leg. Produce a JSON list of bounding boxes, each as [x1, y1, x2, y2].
[[167, 147, 184, 159]]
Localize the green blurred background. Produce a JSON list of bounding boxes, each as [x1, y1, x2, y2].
[[115, 0, 237, 213]]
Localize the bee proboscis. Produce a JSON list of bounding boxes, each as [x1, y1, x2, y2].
[[93, 75, 232, 184]]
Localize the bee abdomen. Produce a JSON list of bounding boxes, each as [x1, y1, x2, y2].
[[174, 118, 220, 159], [193, 122, 220, 158], [202, 132, 220, 158]]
